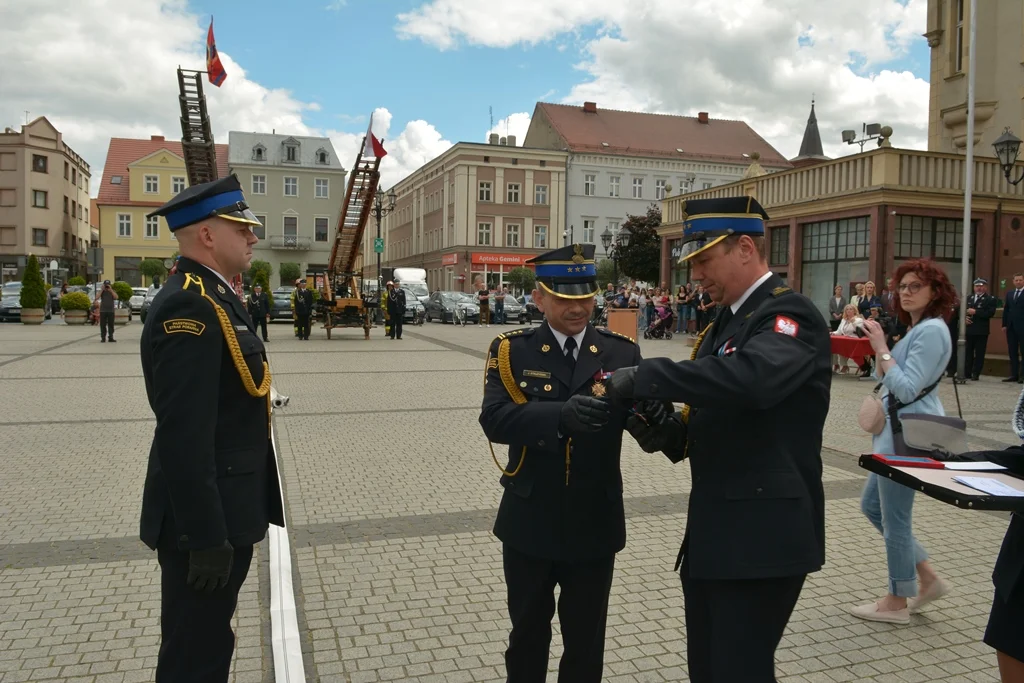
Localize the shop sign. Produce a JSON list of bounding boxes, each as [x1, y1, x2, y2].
[[471, 252, 534, 266], [669, 239, 683, 260], [441, 253, 458, 266]]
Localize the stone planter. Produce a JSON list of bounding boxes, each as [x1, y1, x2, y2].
[[20, 308, 45, 325], [114, 308, 130, 325], [64, 310, 87, 325]]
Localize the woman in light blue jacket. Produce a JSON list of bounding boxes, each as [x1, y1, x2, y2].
[[851, 258, 959, 625]]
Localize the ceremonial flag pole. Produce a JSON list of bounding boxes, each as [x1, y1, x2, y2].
[[957, 0, 977, 380]]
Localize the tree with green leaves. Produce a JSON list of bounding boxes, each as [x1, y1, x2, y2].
[[506, 266, 536, 294], [248, 259, 272, 282], [19, 254, 47, 309], [596, 258, 619, 290], [280, 262, 301, 286], [67, 275, 86, 286], [617, 204, 662, 284], [140, 258, 167, 285]]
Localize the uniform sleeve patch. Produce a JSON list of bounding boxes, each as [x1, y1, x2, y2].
[[773, 316, 799, 337], [163, 318, 206, 336]]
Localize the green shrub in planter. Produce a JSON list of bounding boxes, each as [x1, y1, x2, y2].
[[67, 275, 86, 286], [60, 291, 92, 311], [19, 254, 47, 309], [111, 281, 134, 306]]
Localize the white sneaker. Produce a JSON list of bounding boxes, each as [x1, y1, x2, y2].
[[850, 601, 910, 624]]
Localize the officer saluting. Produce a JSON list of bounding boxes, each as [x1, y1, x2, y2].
[[480, 243, 653, 682], [140, 174, 285, 682], [608, 197, 832, 683], [964, 277, 997, 381]]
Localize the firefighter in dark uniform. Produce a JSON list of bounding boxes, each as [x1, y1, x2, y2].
[[140, 174, 285, 683], [965, 277, 997, 380], [606, 197, 832, 683], [479, 243, 659, 683]]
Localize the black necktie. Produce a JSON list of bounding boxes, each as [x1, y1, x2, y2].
[[713, 307, 733, 347], [563, 337, 577, 368]]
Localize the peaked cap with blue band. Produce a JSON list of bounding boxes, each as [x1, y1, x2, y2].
[[526, 243, 600, 299], [677, 195, 771, 262], [147, 174, 262, 232]]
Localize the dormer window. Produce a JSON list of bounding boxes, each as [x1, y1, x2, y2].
[[281, 137, 300, 164], [252, 144, 266, 161], [316, 148, 329, 164]]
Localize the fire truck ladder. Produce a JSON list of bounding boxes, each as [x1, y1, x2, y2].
[[176, 68, 219, 186], [328, 139, 382, 278]]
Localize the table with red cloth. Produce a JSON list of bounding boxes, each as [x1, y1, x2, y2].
[[830, 335, 874, 366]]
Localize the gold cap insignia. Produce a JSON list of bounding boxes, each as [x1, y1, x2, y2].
[[589, 344, 598, 353], [541, 344, 551, 352], [571, 243, 585, 264], [519, 381, 527, 388], [217, 284, 227, 294], [544, 384, 552, 392]]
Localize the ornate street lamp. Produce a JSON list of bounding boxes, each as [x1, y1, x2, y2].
[[993, 127, 1024, 185], [370, 185, 397, 318]]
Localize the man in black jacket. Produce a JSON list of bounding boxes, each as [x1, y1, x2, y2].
[[607, 196, 831, 683], [479, 243, 654, 683], [1003, 272, 1024, 383], [247, 283, 270, 342], [141, 174, 285, 683], [388, 280, 406, 339], [293, 279, 314, 340], [965, 278, 997, 380]]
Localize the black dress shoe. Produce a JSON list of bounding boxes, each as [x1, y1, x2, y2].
[[1004, 377, 1019, 383], [971, 375, 979, 381]]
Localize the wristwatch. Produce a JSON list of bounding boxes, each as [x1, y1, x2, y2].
[[880, 353, 892, 362]]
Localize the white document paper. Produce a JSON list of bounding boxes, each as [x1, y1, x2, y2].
[[943, 461, 1008, 471], [952, 476, 1024, 497]]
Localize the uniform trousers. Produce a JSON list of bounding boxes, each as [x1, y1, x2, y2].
[[503, 544, 615, 683], [99, 311, 115, 340], [252, 314, 268, 341], [965, 334, 989, 377], [389, 314, 403, 339], [681, 561, 805, 683], [295, 314, 311, 339], [155, 542, 254, 683]]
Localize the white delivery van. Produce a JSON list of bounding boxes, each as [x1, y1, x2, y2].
[[392, 268, 429, 300]]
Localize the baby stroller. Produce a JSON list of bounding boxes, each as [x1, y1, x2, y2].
[[643, 306, 674, 340]]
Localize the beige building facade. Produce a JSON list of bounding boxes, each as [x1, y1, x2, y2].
[[0, 117, 92, 283], [228, 132, 347, 288], [926, 0, 1024, 153], [368, 141, 568, 293]]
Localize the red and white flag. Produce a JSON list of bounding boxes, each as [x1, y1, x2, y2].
[[206, 18, 227, 87], [363, 113, 387, 159]]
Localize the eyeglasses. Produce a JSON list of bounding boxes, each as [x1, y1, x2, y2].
[[897, 282, 924, 294]]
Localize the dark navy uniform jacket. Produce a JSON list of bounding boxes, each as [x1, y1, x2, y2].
[[480, 323, 641, 562], [139, 257, 285, 551], [635, 274, 831, 580]]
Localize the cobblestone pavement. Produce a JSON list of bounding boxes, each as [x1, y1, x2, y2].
[[1, 318, 1021, 682]]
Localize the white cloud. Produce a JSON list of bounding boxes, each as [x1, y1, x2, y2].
[[486, 112, 532, 145], [397, 0, 931, 160]]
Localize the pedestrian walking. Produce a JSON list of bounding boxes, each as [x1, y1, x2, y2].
[[247, 283, 270, 342], [140, 174, 285, 683], [95, 279, 118, 342], [606, 196, 831, 683]]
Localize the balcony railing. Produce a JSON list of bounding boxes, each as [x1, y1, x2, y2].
[[268, 235, 311, 250], [662, 147, 1024, 225]]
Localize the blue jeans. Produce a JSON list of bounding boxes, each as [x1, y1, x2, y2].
[[860, 473, 928, 597]]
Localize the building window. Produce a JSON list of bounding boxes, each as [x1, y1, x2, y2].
[[582, 219, 595, 243], [800, 217, 870, 320], [632, 177, 643, 199], [315, 178, 329, 199], [283, 216, 298, 238], [64, 161, 69, 179], [316, 149, 329, 164], [769, 227, 789, 266], [252, 214, 267, 240], [955, 0, 964, 73], [252, 145, 265, 161], [584, 174, 596, 196], [32, 190, 47, 208], [145, 175, 159, 194], [71, 168, 77, 185], [895, 215, 976, 261], [507, 183, 521, 203], [63, 195, 68, 213], [172, 176, 186, 193], [314, 217, 329, 242], [478, 181, 492, 202], [534, 224, 547, 248], [535, 185, 548, 205], [114, 256, 142, 287], [32, 155, 47, 173], [118, 213, 132, 238], [84, 207, 88, 223], [32, 228, 47, 246], [145, 216, 159, 239], [477, 222, 492, 246], [285, 145, 298, 162], [110, 175, 122, 184], [252, 175, 266, 195], [702, 182, 713, 190], [655, 179, 667, 200], [284, 177, 298, 196], [72, 200, 77, 218], [609, 176, 621, 197], [505, 223, 521, 248]]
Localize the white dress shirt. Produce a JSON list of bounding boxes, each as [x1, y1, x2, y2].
[[547, 323, 586, 361], [730, 271, 774, 314]]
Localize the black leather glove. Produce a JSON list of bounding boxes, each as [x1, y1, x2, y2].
[[559, 395, 612, 435], [187, 540, 234, 592], [627, 413, 685, 453], [634, 399, 672, 426], [605, 366, 637, 406]]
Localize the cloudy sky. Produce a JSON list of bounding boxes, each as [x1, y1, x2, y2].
[[0, 0, 929, 194]]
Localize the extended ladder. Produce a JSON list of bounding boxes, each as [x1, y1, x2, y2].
[[176, 68, 219, 186], [328, 140, 381, 278]]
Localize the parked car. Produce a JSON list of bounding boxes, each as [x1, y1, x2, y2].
[[0, 281, 51, 322], [129, 287, 148, 312], [401, 287, 425, 323], [268, 288, 293, 322], [424, 291, 479, 324], [139, 287, 162, 324], [517, 294, 544, 323]]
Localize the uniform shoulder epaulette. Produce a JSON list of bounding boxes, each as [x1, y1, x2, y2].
[[771, 286, 792, 297], [496, 327, 536, 341], [596, 327, 637, 344]]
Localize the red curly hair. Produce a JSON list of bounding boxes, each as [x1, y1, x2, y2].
[[890, 258, 959, 326]]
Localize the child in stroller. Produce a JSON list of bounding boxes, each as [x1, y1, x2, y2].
[[643, 305, 674, 339]]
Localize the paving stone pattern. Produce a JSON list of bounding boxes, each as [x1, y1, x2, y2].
[[0, 319, 1020, 681]]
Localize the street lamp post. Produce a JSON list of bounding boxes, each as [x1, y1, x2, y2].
[[563, 224, 574, 246], [994, 127, 1024, 185], [600, 226, 632, 288], [370, 186, 397, 321]]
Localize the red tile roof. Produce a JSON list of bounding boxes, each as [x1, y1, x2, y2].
[[96, 136, 229, 204], [532, 103, 791, 168]]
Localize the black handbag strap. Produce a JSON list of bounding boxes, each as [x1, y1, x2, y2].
[[885, 377, 943, 436]]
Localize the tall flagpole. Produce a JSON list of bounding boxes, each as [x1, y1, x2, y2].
[[957, 0, 977, 381]]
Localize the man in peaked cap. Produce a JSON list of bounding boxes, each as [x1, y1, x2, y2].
[[139, 174, 284, 683], [606, 196, 832, 683], [965, 277, 997, 380], [479, 243, 671, 682]]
